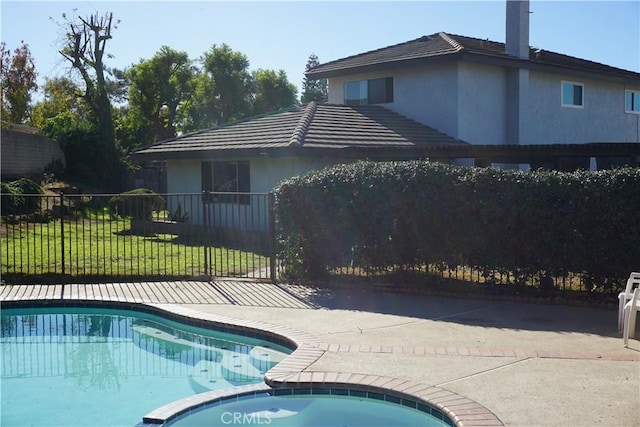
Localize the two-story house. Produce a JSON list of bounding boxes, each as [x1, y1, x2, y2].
[[306, 0, 640, 169], [134, 0, 640, 229]]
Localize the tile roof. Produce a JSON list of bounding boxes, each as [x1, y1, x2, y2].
[[133, 102, 467, 160], [307, 32, 640, 81]]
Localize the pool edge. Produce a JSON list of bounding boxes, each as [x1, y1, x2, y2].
[[2, 298, 503, 427]]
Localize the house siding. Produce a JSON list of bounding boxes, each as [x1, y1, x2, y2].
[[457, 62, 507, 144], [165, 157, 346, 230], [166, 159, 199, 194], [326, 61, 640, 146], [327, 64, 461, 140], [524, 71, 640, 144], [250, 156, 341, 193], [393, 64, 460, 141]]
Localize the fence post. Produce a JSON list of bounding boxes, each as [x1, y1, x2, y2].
[[268, 192, 277, 283], [59, 192, 65, 275], [202, 191, 209, 277]]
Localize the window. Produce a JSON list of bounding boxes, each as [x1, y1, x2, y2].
[[201, 160, 250, 204], [561, 81, 583, 108], [625, 90, 640, 113], [344, 77, 393, 105]]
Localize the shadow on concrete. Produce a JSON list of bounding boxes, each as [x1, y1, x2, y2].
[[282, 283, 620, 338]]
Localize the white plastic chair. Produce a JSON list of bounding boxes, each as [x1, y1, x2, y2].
[[618, 272, 640, 332], [623, 287, 640, 347]]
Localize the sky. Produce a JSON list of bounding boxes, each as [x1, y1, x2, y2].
[[1, 0, 639, 100]]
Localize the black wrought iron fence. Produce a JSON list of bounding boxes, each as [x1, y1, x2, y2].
[[1, 192, 276, 281]]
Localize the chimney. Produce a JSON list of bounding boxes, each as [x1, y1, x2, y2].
[[506, 0, 530, 59]]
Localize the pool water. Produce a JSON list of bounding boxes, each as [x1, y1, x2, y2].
[[166, 393, 450, 427], [0, 307, 290, 427]]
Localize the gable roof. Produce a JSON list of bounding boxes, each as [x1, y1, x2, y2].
[[133, 102, 468, 161], [307, 32, 640, 83]]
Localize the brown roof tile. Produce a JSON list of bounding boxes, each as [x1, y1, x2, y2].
[[133, 103, 466, 160], [307, 32, 640, 81]]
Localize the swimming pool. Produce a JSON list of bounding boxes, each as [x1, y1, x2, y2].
[[161, 387, 452, 426], [0, 305, 291, 427]]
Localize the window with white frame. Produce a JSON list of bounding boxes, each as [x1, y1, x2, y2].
[[201, 160, 250, 204], [561, 81, 583, 107], [344, 77, 394, 105], [625, 90, 640, 113]]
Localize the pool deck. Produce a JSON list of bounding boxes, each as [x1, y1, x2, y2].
[[2, 279, 638, 426]]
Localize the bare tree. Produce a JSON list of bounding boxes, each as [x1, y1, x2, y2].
[[59, 12, 116, 147], [56, 11, 129, 189]]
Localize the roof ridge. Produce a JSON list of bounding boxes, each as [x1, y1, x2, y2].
[[289, 101, 317, 146], [439, 32, 464, 52], [308, 34, 436, 74]]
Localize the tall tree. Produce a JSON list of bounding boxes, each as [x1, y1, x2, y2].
[[202, 44, 253, 124], [300, 53, 327, 104], [59, 12, 116, 149], [57, 11, 129, 189], [1, 41, 38, 124], [127, 46, 194, 142], [252, 69, 298, 115]]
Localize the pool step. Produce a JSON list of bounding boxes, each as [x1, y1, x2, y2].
[[190, 360, 235, 392], [220, 349, 264, 382], [249, 346, 288, 372]]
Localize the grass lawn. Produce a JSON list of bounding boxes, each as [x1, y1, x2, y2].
[[1, 214, 269, 278]]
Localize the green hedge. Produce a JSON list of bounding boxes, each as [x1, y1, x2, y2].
[[275, 161, 640, 291], [108, 188, 165, 219]]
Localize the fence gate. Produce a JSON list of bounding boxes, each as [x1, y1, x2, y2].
[[1, 192, 277, 282], [200, 192, 276, 280]]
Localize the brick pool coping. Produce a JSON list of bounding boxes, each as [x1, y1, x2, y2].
[[2, 298, 503, 426]]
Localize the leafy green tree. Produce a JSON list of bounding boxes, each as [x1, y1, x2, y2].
[[202, 44, 253, 124], [30, 77, 89, 129], [300, 53, 327, 104], [113, 105, 154, 152], [42, 111, 100, 181], [176, 72, 217, 133], [127, 46, 194, 142], [1, 41, 38, 124], [252, 69, 297, 115]]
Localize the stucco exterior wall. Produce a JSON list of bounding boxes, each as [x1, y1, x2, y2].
[[326, 61, 640, 146], [250, 156, 343, 193], [167, 156, 344, 195], [166, 159, 199, 194], [326, 62, 507, 144], [524, 71, 640, 144], [457, 62, 507, 144], [327, 64, 461, 140], [393, 64, 460, 140], [165, 156, 347, 230]]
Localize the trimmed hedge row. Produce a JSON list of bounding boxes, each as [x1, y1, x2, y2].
[[108, 188, 165, 219], [275, 161, 640, 291]]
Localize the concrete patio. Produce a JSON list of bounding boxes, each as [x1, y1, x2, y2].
[[1, 280, 638, 426]]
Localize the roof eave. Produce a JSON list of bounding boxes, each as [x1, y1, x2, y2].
[[133, 142, 640, 164], [460, 52, 640, 84], [132, 144, 469, 162], [306, 54, 461, 80], [308, 50, 640, 84]]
